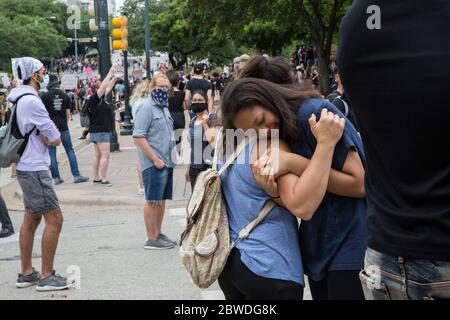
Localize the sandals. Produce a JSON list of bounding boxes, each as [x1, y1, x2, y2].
[[100, 180, 112, 187], [94, 179, 112, 187]]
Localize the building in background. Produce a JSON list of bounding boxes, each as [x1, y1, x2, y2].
[[58, 0, 117, 15]]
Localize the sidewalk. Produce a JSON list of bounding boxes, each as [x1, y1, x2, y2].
[[3, 119, 192, 210]]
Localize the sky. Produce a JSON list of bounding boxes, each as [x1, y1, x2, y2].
[[116, 0, 125, 11]]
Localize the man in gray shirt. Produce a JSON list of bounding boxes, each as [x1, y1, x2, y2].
[[133, 75, 177, 250]]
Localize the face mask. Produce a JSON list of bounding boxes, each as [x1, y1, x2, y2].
[[191, 103, 208, 114], [36, 74, 49, 89], [151, 88, 170, 108]]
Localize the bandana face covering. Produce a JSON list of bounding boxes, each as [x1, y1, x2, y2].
[[151, 88, 170, 108]]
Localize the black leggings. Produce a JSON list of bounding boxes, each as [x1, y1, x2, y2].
[[189, 167, 208, 190], [308, 270, 365, 300], [218, 249, 304, 300], [0, 194, 13, 229]]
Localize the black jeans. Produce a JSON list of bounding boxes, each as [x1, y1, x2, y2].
[[308, 270, 365, 300], [189, 166, 208, 190], [0, 194, 13, 230], [218, 249, 304, 300]]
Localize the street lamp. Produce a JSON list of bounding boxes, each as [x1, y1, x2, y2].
[[74, 19, 92, 62], [145, 0, 151, 79]]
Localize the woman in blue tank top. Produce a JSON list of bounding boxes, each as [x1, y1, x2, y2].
[[217, 81, 348, 300]]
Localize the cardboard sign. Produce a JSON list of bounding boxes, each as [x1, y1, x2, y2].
[[1, 73, 10, 88], [111, 51, 124, 79], [60, 74, 79, 90]]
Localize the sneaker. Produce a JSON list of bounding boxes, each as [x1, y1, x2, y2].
[[74, 175, 89, 184], [0, 227, 14, 239], [36, 271, 74, 292], [101, 180, 112, 187], [54, 177, 64, 186], [144, 237, 175, 250], [16, 268, 40, 288], [158, 233, 177, 246], [137, 186, 145, 195], [93, 179, 102, 184]]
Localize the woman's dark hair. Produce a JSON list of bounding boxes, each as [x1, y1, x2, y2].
[[191, 90, 208, 103], [167, 71, 180, 98], [221, 77, 319, 145], [239, 55, 296, 85]]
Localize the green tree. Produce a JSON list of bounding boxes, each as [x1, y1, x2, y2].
[[188, 0, 351, 93], [0, 0, 73, 71], [0, 0, 68, 35], [0, 14, 67, 71], [293, 0, 351, 93], [123, 0, 240, 70]]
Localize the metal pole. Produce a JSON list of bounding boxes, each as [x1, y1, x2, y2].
[[145, 0, 151, 79], [120, 50, 133, 136], [74, 27, 78, 62], [97, 0, 119, 152], [97, 0, 111, 80]]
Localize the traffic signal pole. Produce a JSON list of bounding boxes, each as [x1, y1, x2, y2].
[[96, 0, 111, 80], [120, 13, 133, 136], [97, 0, 120, 152]]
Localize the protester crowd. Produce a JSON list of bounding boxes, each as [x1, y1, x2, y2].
[[1, 1, 449, 300], [55, 56, 97, 75]]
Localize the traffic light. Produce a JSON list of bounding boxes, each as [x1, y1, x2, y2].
[[88, 0, 99, 32], [112, 15, 128, 51]]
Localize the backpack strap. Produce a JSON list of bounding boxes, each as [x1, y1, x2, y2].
[[211, 128, 223, 171], [218, 134, 256, 176], [335, 95, 349, 117], [232, 200, 276, 247], [13, 93, 38, 136]]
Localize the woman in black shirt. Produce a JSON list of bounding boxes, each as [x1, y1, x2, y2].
[[87, 67, 117, 187], [168, 72, 187, 154]]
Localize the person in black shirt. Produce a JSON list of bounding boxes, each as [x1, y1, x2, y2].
[[185, 90, 220, 189], [41, 74, 89, 185], [338, 0, 450, 300], [168, 72, 187, 130], [326, 71, 359, 131], [168, 72, 187, 154], [184, 63, 213, 112], [87, 67, 117, 187]]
